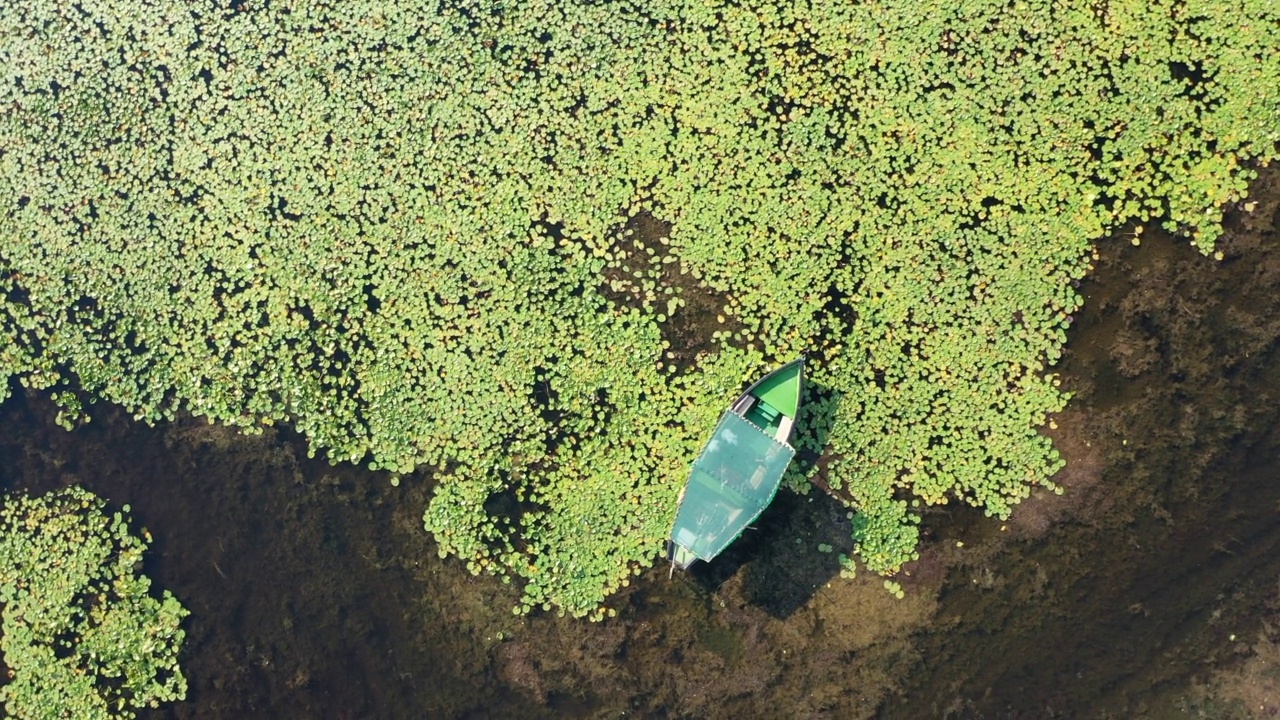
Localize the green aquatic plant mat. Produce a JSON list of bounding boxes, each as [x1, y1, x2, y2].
[[1, 0, 1277, 615], [0, 487, 188, 719]]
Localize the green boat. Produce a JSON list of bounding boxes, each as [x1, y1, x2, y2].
[[666, 358, 806, 570]]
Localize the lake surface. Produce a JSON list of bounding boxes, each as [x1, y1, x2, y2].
[[0, 169, 1277, 718]]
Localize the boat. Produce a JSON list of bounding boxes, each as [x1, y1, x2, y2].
[[666, 357, 806, 571]]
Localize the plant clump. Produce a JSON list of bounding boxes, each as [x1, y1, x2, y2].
[[0, 0, 1277, 615], [0, 487, 188, 719]]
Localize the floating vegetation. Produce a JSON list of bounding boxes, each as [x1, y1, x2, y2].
[[598, 210, 742, 370], [0, 0, 1277, 615], [0, 488, 188, 719]]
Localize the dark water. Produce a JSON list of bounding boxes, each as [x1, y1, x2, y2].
[[0, 169, 1278, 719], [0, 394, 546, 718], [886, 169, 1280, 719]]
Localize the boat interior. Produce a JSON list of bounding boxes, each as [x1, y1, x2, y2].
[[733, 395, 792, 443]]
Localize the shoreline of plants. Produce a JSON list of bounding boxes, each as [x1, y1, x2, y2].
[[0, 0, 1277, 618]]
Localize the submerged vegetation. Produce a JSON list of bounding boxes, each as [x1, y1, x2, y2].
[[0, 0, 1277, 616], [0, 487, 188, 718]]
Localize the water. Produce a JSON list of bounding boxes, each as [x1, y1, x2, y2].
[[0, 395, 548, 719], [0, 169, 1277, 718], [885, 168, 1280, 718]]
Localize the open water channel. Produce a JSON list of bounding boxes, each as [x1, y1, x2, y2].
[[1, 169, 1279, 718]]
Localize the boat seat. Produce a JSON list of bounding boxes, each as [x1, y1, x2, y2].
[[774, 415, 794, 443], [746, 399, 781, 430]]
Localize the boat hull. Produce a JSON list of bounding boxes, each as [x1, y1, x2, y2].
[[667, 358, 805, 569]]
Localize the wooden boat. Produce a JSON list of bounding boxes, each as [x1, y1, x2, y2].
[[666, 358, 806, 570]]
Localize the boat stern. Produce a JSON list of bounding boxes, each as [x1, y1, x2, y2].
[[665, 540, 701, 570]]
